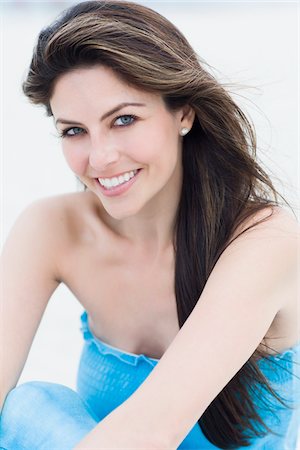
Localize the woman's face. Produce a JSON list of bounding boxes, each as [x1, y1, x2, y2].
[[50, 65, 193, 220]]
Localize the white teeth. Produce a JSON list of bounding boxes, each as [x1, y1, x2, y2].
[[98, 169, 138, 189], [111, 177, 119, 187]]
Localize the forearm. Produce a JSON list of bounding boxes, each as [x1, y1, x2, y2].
[[73, 394, 172, 450]]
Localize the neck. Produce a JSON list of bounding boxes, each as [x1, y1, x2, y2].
[[103, 171, 182, 258]]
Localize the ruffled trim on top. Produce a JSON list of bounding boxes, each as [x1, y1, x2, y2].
[[79, 310, 300, 377], [80, 311, 159, 368]]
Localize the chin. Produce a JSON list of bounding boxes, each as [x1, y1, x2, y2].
[[99, 200, 141, 221]]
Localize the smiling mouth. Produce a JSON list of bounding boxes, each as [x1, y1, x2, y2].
[[96, 168, 141, 190]]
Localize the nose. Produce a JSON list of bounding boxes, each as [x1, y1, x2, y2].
[[88, 134, 120, 171]]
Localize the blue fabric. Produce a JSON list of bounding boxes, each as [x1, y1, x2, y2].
[[1, 310, 299, 450], [0, 381, 97, 450]]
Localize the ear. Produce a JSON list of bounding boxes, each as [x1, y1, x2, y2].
[[179, 105, 195, 130]]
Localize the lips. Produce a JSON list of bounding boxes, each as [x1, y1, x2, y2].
[[95, 168, 142, 197], [98, 169, 138, 189]]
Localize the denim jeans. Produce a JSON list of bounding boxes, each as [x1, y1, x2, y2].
[[1, 378, 300, 450], [0, 381, 97, 450]]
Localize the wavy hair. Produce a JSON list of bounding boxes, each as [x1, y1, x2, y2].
[[22, 1, 296, 447]]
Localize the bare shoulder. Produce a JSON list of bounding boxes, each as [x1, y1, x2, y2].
[[228, 205, 299, 291], [226, 206, 299, 262], [257, 205, 299, 232], [5, 190, 100, 278], [227, 205, 299, 352], [233, 205, 299, 283], [20, 189, 98, 234]]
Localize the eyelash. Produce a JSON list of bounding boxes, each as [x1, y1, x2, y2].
[[58, 114, 138, 139]]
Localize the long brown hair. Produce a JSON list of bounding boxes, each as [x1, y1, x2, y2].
[[22, 1, 297, 447]]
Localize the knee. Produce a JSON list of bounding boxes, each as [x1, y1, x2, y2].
[[0, 381, 95, 450], [0, 380, 97, 427], [1, 382, 43, 429], [1, 381, 67, 417], [3, 381, 47, 403], [0, 382, 54, 449]]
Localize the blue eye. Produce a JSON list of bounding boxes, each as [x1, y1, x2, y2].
[[114, 115, 136, 126], [61, 127, 85, 138]]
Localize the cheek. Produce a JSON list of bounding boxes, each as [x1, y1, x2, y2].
[[62, 146, 88, 176], [149, 121, 180, 165], [129, 126, 174, 163]]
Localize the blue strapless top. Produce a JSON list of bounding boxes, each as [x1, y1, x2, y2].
[[76, 311, 300, 449]]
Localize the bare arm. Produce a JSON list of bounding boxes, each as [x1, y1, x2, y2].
[[73, 207, 299, 449], [0, 199, 63, 411]]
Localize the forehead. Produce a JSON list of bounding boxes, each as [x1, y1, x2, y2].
[[50, 65, 163, 111]]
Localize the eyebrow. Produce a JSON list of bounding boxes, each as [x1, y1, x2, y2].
[[55, 102, 146, 126]]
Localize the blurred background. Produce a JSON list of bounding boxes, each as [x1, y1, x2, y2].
[[1, 0, 299, 445]]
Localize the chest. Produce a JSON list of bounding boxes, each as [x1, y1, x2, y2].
[[61, 225, 298, 360], [63, 243, 180, 359]]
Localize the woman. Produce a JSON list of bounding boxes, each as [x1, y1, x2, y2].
[[0, 1, 299, 449]]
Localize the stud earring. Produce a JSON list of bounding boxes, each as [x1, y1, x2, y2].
[[180, 127, 189, 136]]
